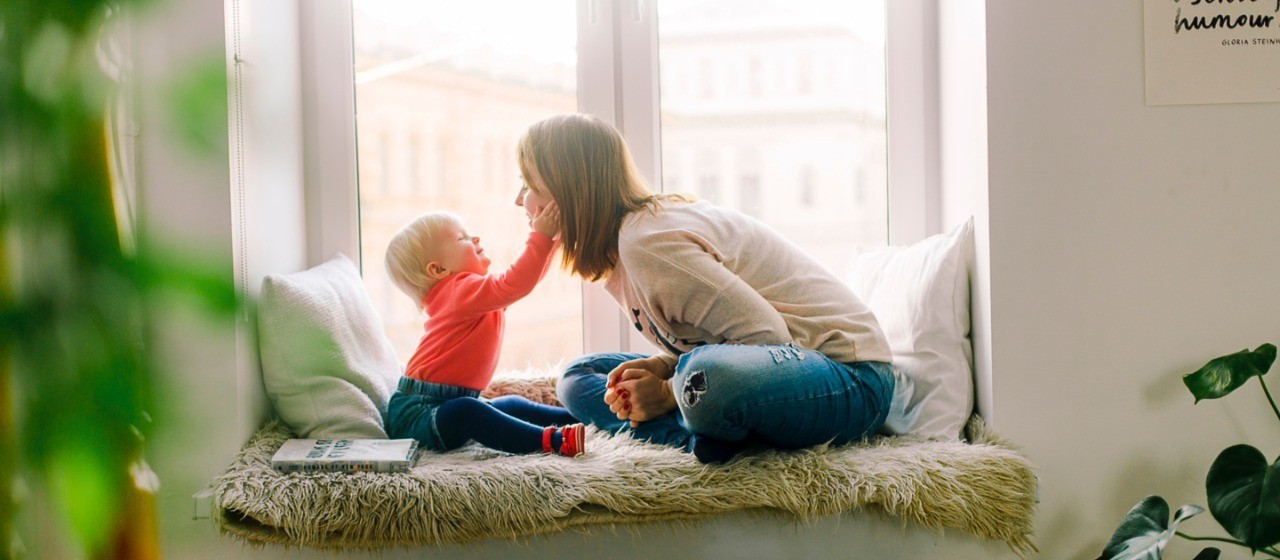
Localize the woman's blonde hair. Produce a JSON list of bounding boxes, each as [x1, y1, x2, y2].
[[384, 211, 460, 307], [517, 113, 687, 281]]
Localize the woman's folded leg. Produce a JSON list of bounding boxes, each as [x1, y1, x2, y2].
[[672, 344, 894, 451], [556, 352, 693, 450]]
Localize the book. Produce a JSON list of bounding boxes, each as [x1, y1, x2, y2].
[[270, 438, 419, 474]]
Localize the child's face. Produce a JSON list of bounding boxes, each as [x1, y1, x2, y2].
[[432, 220, 490, 276]]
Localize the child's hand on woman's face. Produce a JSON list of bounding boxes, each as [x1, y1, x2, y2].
[[531, 201, 560, 239]]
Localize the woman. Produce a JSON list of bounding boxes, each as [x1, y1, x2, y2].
[[516, 113, 902, 464]]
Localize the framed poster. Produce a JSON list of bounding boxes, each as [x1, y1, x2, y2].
[[1144, 0, 1280, 105]]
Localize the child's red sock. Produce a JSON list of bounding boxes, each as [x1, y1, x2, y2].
[[541, 427, 559, 453]]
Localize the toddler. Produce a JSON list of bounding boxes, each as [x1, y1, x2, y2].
[[383, 204, 584, 456]]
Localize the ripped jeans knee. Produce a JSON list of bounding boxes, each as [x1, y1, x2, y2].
[[670, 346, 750, 441], [670, 343, 894, 449]]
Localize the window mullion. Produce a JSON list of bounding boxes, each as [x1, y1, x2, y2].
[[616, 0, 662, 355], [578, 0, 618, 122], [299, 0, 360, 268], [617, 0, 662, 191], [578, 0, 632, 355], [886, 0, 941, 245]]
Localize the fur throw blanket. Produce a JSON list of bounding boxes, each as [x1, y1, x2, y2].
[[213, 373, 1037, 555]]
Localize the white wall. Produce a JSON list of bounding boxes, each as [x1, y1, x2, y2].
[[226, 0, 308, 299], [223, 0, 307, 441], [937, 0, 993, 423], [128, 0, 245, 556], [983, 1, 1280, 558], [130, 0, 304, 557]]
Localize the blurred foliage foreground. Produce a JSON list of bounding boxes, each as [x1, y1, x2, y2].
[[2, 1, 239, 558]]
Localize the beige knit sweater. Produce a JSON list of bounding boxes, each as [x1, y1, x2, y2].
[[603, 200, 892, 365]]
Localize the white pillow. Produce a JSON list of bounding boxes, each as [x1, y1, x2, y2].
[[257, 254, 401, 439], [846, 219, 974, 441]]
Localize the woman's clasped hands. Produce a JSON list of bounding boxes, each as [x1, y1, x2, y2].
[[603, 355, 678, 427]]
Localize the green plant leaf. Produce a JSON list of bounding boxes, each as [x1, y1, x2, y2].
[[1206, 444, 1280, 551], [1190, 548, 1221, 560], [131, 245, 240, 316], [1097, 496, 1204, 560], [1183, 344, 1276, 403], [48, 434, 124, 555], [164, 54, 228, 158]]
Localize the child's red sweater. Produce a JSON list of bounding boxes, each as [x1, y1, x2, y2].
[[404, 232, 555, 390]]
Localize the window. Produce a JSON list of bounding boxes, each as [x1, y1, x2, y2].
[[407, 134, 421, 195], [740, 175, 761, 217], [658, 0, 888, 274], [800, 166, 816, 207], [378, 132, 392, 196], [695, 149, 721, 203], [351, 0, 582, 371], [304, 0, 919, 362], [738, 147, 762, 217]]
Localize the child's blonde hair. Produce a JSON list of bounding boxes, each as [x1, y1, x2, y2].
[[385, 211, 461, 307]]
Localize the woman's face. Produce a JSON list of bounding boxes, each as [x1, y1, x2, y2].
[[515, 165, 552, 218]]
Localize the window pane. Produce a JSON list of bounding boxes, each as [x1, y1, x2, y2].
[[352, 0, 581, 372], [658, 0, 888, 274]]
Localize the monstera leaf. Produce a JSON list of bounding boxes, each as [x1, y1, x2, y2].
[[1183, 344, 1276, 403], [1098, 496, 1204, 560], [1206, 444, 1280, 552]]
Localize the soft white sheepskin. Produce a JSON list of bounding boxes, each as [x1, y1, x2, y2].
[[213, 372, 1037, 555]]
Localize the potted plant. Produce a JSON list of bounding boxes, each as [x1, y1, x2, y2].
[[1097, 344, 1280, 560], [1, 1, 237, 557]]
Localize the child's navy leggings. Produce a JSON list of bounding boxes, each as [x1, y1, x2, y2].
[[435, 395, 577, 453]]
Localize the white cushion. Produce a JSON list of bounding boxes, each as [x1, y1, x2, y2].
[[257, 255, 401, 439], [846, 219, 974, 441]]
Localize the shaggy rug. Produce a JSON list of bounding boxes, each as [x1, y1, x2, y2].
[[213, 373, 1038, 555]]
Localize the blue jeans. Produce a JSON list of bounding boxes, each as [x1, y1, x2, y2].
[[387, 377, 577, 453], [556, 344, 895, 453]]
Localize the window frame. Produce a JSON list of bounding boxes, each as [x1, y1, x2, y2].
[[299, 0, 940, 357], [885, 0, 941, 245]]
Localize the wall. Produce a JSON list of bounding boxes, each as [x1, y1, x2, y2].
[[130, 0, 303, 557], [983, 1, 1280, 558], [937, 0, 993, 423], [128, 0, 244, 557]]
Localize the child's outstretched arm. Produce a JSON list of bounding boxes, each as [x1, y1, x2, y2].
[[450, 202, 560, 312]]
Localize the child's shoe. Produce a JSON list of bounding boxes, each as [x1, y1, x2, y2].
[[557, 423, 586, 457], [541, 424, 586, 457]]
